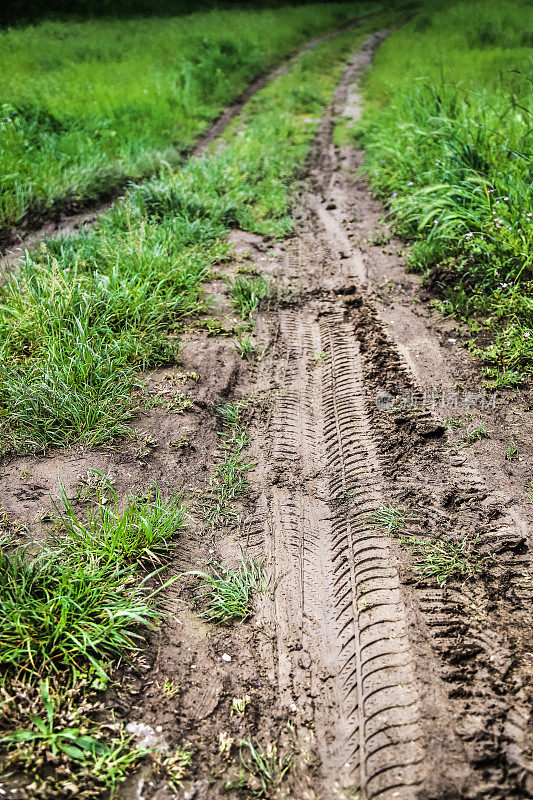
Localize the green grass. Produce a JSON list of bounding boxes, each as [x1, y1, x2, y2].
[[365, 504, 414, 533], [54, 481, 188, 566], [0, 678, 148, 798], [0, 20, 374, 455], [190, 551, 269, 624], [0, 479, 186, 678], [226, 739, 292, 797], [227, 275, 270, 322], [464, 422, 491, 444], [0, 545, 158, 677], [0, 4, 365, 231], [357, 0, 533, 388], [200, 399, 254, 523], [401, 535, 485, 587]]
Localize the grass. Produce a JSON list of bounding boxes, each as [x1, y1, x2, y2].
[[357, 0, 533, 388], [0, 478, 186, 792], [190, 551, 269, 624], [464, 422, 491, 444], [0, 478, 186, 678], [365, 504, 414, 534], [54, 480, 188, 566], [367, 503, 484, 585], [235, 332, 259, 360], [201, 399, 254, 523], [226, 739, 292, 797], [401, 535, 485, 587], [227, 275, 270, 322], [0, 20, 375, 455], [0, 4, 364, 231], [0, 545, 158, 678], [159, 746, 193, 792], [0, 678, 149, 798]]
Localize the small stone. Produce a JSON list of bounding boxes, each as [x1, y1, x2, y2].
[[450, 454, 466, 466], [221, 653, 232, 662]]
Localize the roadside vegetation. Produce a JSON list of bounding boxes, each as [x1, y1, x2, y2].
[[357, 0, 533, 388], [0, 19, 375, 456], [0, 3, 364, 233]]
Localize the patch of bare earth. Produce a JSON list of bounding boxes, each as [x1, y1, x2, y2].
[[1, 30, 532, 800]]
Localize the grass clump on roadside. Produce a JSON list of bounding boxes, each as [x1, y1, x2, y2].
[[0, 3, 364, 231], [202, 400, 254, 524], [227, 275, 270, 322], [54, 479, 188, 566], [191, 551, 269, 624], [0, 545, 158, 678], [0, 479, 185, 677], [0, 479, 186, 795], [357, 0, 533, 388]]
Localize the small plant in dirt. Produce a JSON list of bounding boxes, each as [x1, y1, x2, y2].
[[365, 504, 414, 534], [311, 351, 327, 366], [400, 534, 485, 587], [201, 399, 254, 523], [53, 479, 188, 566], [505, 440, 518, 461], [225, 739, 292, 797], [227, 275, 269, 321], [0, 677, 148, 798], [464, 423, 491, 444], [445, 417, 462, 428], [235, 332, 259, 360], [159, 678, 180, 699], [0, 679, 107, 762], [156, 746, 193, 792], [231, 694, 251, 717], [189, 551, 269, 624]]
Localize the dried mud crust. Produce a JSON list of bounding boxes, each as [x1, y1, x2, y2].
[[1, 29, 532, 800]]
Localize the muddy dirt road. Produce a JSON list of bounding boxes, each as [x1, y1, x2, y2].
[[1, 30, 532, 800]]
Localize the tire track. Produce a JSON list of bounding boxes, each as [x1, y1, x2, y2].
[[252, 309, 424, 798]]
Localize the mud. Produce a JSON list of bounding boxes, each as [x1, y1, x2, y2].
[[1, 28, 532, 800]]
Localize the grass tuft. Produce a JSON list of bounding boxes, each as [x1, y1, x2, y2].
[[190, 550, 269, 624]]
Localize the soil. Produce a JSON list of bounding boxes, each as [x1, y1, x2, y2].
[[0, 28, 532, 800]]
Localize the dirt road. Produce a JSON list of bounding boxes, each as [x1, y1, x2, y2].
[[2, 30, 531, 800]]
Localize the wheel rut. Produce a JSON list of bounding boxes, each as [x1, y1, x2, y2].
[[243, 28, 532, 800], [252, 307, 424, 799]]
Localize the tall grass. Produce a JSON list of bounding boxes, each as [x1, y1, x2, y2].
[[357, 0, 533, 387], [0, 4, 364, 230], [0, 20, 376, 454]]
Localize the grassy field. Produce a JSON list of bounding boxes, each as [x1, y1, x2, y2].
[[357, 0, 533, 387], [0, 2, 365, 233]]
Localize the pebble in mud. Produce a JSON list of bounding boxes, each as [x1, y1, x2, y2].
[[221, 653, 232, 662]]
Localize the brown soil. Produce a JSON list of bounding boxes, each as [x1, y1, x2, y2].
[[1, 29, 532, 800]]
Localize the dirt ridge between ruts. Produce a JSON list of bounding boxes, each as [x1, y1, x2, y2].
[[0, 12, 375, 269]]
